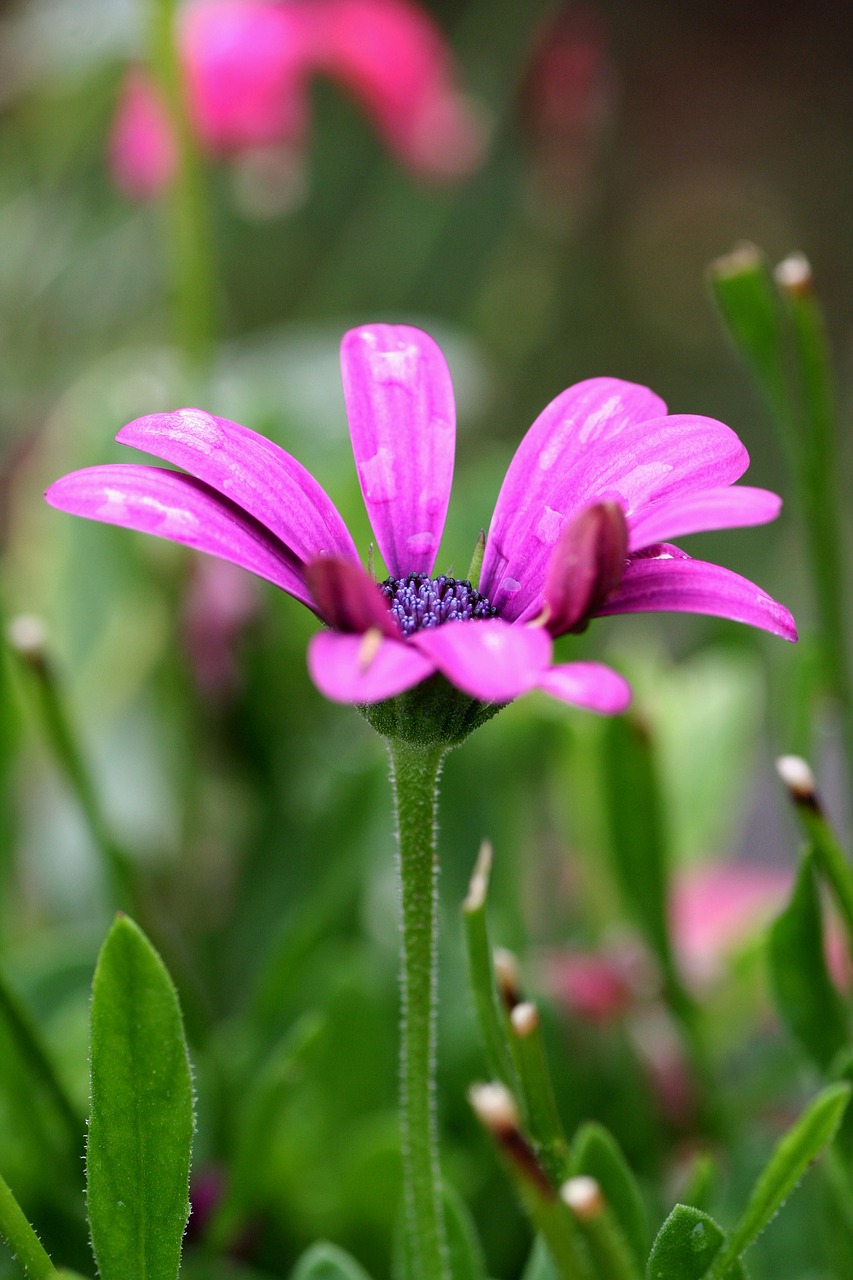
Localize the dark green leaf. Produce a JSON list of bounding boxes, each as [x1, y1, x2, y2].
[[600, 715, 672, 971], [572, 1122, 649, 1268], [646, 1206, 746, 1280], [87, 915, 194, 1280], [768, 850, 849, 1070], [291, 1242, 373, 1280]]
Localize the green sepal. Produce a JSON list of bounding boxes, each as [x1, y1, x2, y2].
[[291, 1243, 374, 1280], [768, 849, 850, 1071], [87, 915, 195, 1280], [571, 1122, 649, 1269], [646, 1206, 747, 1280]]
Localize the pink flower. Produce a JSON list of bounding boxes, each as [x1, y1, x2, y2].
[[45, 324, 795, 732], [109, 0, 482, 198]]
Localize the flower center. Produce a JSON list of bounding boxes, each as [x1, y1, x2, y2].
[[380, 573, 498, 638]]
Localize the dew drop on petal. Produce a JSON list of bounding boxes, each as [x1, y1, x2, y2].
[[360, 447, 397, 502], [406, 531, 434, 555], [534, 505, 565, 546]]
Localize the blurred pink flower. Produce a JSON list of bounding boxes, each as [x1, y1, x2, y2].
[[181, 557, 261, 698], [672, 861, 793, 986], [545, 946, 642, 1024], [109, 0, 483, 199], [46, 323, 794, 720]]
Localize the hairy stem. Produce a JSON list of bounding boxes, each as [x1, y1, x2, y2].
[[388, 737, 449, 1280]]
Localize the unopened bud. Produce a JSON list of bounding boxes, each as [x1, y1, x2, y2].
[[463, 840, 493, 914], [776, 754, 820, 811], [561, 1175, 605, 1221], [493, 947, 523, 1011], [510, 1001, 539, 1038], [468, 1081, 520, 1135], [6, 614, 48, 668], [710, 241, 763, 279], [774, 252, 813, 297]]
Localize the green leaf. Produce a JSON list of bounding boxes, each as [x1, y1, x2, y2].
[[703, 1083, 851, 1279], [600, 715, 672, 972], [646, 1206, 747, 1280], [291, 1242, 373, 1280], [768, 850, 849, 1071], [87, 915, 194, 1280], [572, 1123, 649, 1268], [521, 1236, 558, 1280]]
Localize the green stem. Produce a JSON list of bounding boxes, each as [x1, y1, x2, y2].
[[388, 738, 449, 1280], [0, 1172, 58, 1280], [149, 0, 216, 367]]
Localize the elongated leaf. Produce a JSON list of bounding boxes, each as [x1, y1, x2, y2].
[[646, 1206, 747, 1280], [521, 1236, 558, 1280], [291, 1242, 373, 1279], [601, 715, 672, 971], [768, 850, 849, 1071], [704, 1083, 851, 1279], [87, 916, 194, 1280], [572, 1122, 649, 1268]]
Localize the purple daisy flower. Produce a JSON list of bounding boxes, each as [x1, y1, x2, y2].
[[45, 324, 795, 731]]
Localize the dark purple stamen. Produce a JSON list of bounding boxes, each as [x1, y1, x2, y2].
[[380, 573, 498, 638]]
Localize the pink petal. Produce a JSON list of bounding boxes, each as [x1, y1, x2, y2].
[[481, 378, 666, 616], [409, 619, 552, 702], [596, 548, 798, 641], [45, 465, 313, 605], [315, 0, 483, 178], [307, 630, 435, 703], [542, 502, 628, 636], [109, 69, 177, 199], [341, 324, 455, 578], [117, 409, 358, 567], [628, 486, 782, 550], [305, 557, 398, 635], [183, 1, 314, 153], [536, 662, 632, 714], [482, 377, 751, 622]]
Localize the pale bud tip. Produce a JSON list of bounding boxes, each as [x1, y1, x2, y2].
[[493, 947, 522, 1009], [6, 614, 47, 660], [776, 754, 817, 802], [774, 253, 813, 296], [463, 840, 493, 913], [561, 1175, 605, 1221], [468, 1081, 520, 1133], [510, 1001, 539, 1038], [710, 241, 762, 279]]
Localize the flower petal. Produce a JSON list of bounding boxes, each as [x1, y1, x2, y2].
[[482, 376, 751, 621], [628, 486, 782, 550], [596, 548, 797, 641], [117, 409, 358, 567], [542, 502, 628, 636], [307, 630, 435, 703], [305, 557, 398, 635], [481, 378, 666, 613], [409, 619, 552, 702], [45, 464, 313, 604], [536, 662, 632, 714], [340, 324, 455, 577]]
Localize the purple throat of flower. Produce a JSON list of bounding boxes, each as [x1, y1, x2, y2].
[[379, 573, 499, 638]]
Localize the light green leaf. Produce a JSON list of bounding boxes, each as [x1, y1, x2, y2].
[[87, 915, 194, 1280], [521, 1236, 558, 1280], [768, 850, 849, 1071], [646, 1206, 747, 1280], [291, 1242, 374, 1279], [702, 1083, 851, 1279], [572, 1122, 649, 1268]]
